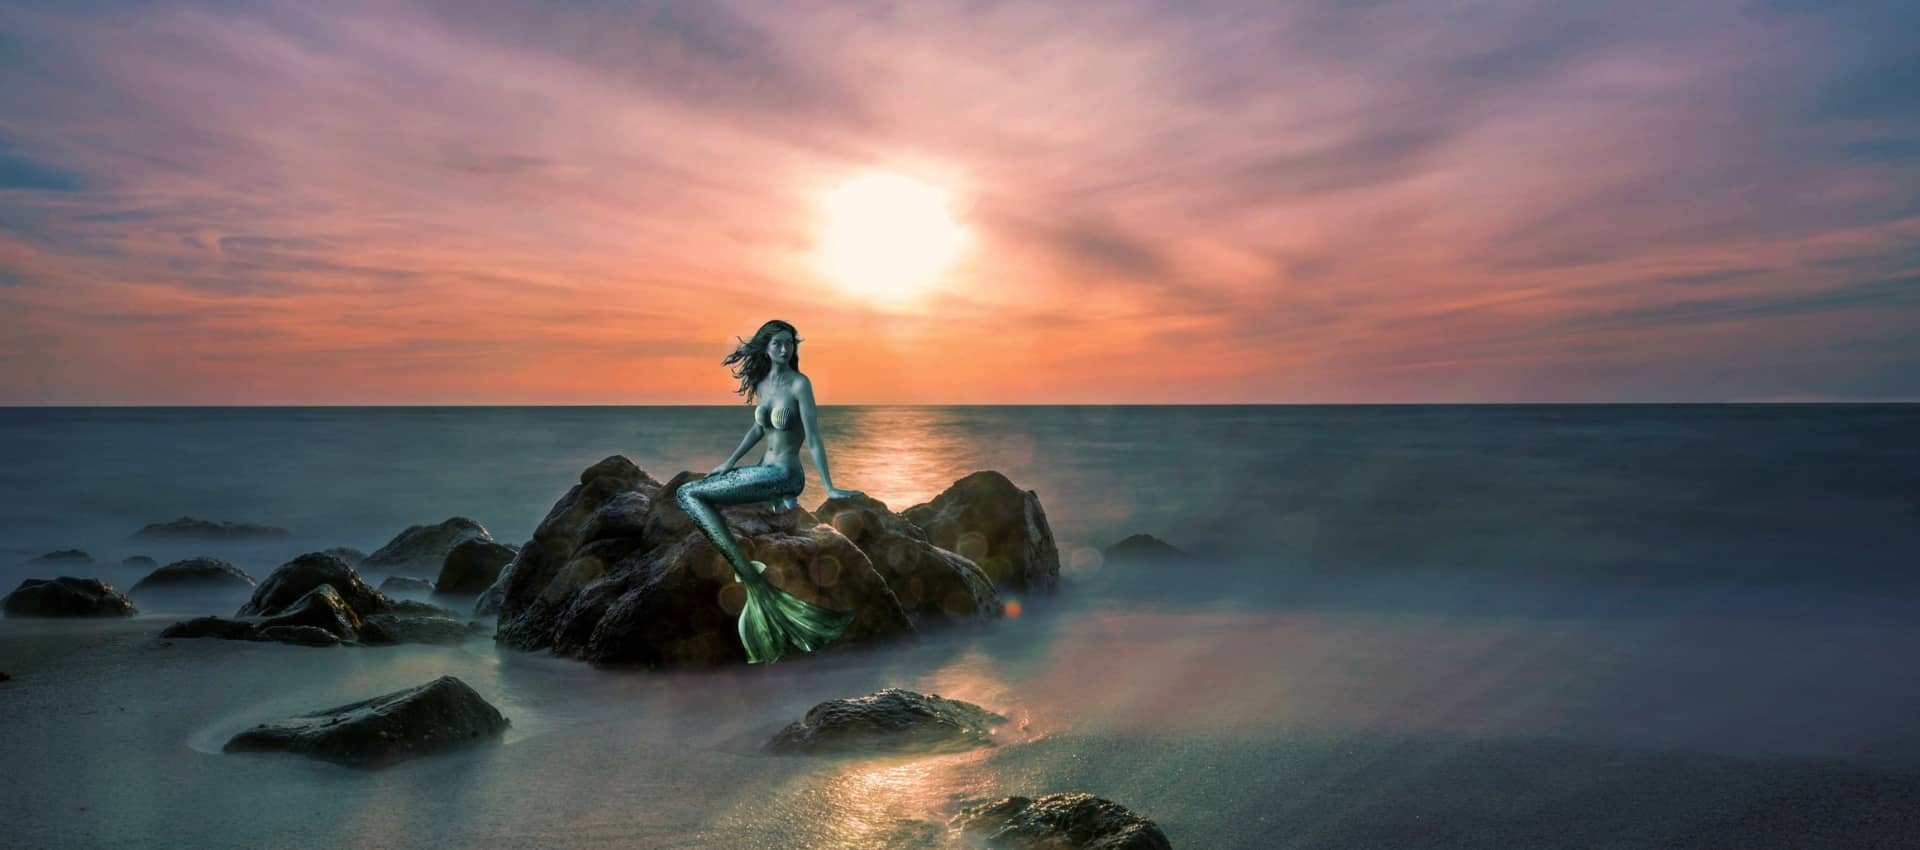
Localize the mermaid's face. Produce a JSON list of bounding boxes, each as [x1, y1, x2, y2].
[[767, 330, 798, 365]]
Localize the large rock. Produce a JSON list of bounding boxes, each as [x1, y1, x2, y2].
[[435, 538, 517, 594], [223, 675, 509, 769], [814, 495, 999, 628], [3, 577, 137, 618], [950, 793, 1172, 850], [767, 687, 1008, 755], [129, 557, 256, 595], [493, 457, 915, 668], [362, 517, 494, 576], [901, 471, 1061, 593], [130, 516, 291, 541]]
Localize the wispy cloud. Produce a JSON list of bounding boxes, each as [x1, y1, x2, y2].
[[1, 0, 1916, 403]]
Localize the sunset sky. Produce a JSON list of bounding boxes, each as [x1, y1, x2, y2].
[[2, 0, 1916, 404]]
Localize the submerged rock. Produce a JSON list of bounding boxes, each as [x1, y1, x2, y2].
[[1100, 534, 1188, 565], [22, 549, 91, 566], [949, 793, 1172, 850], [223, 675, 509, 769], [130, 516, 291, 541], [161, 616, 260, 640], [901, 471, 1061, 593], [3, 577, 137, 618], [767, 687, 1008, 755], [379, 575, 437, 595], [129, 557, 256, 595], [435, 538, 517, 594], [255, 624, 342, 646], [123, 555, 158, 569], [359, 610, 486, 645], [362, 518, 493, 576]]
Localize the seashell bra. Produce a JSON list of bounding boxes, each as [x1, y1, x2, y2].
[[756, 400, 800, 433]]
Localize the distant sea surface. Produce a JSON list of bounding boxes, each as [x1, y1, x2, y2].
[[2, 404, 1915, 594]]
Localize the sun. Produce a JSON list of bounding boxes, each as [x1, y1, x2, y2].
[[814, 172, 967, 300]]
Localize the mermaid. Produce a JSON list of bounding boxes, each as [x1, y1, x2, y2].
[[675, 319, 863, 664]]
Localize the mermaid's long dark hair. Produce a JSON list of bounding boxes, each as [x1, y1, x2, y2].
[[722, 319, 802, 403]]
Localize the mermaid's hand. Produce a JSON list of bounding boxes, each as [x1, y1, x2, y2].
[[710, 463, 734, 476], [826, 487, 864, 500]]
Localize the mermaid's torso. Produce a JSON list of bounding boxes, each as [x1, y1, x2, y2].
[[754, 379, 805, 471]]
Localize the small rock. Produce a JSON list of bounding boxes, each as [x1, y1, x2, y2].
[[130, 557, 256, 595], [239, 553, 388, 619], [222, 675, 510, 769], [768, 687, 1008, 755], [1100, 534, 1188, 565], [950, 792, 1172, 849], [363, 518, 494, 576], [160, 616, 259, 640], [130, 517, 291, 541], [3, 577, 137, 618], [23, 549, 91, 566], [255, 625, 343, 647]]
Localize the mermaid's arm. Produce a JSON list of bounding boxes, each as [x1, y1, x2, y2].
[[722, 422, 765, 469]]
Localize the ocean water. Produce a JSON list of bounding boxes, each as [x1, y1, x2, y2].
[[4, 405, 1920, 848], [3, 404, 1917, 590]]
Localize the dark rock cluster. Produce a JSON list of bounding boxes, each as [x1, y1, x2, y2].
[[485, 456, 1059, 669], [159, 552, 483, 647]]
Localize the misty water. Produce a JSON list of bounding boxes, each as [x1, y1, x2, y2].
[[4, 405, 1920, 848]]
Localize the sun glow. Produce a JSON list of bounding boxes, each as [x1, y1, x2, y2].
[[815, 172, 967, 300]]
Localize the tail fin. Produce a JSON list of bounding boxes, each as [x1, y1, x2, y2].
[[736, 560, 858, 664]]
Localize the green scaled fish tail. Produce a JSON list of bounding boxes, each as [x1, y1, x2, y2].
[[735, 560, 859, 664]]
